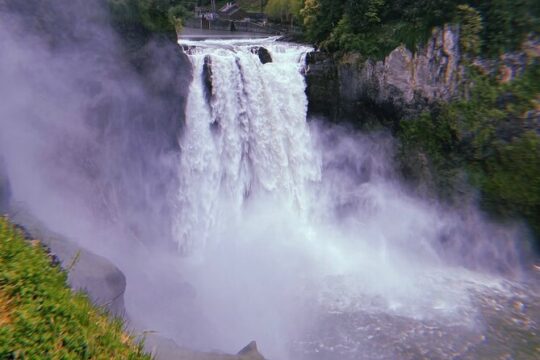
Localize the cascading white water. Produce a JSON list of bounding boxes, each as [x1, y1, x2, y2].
[[171, 38, 528, 359], [175, 38, 320, 254]]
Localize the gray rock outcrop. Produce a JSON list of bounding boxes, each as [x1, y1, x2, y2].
[[8, 204, 126, 316], [250, 47, 273, 64], [144, 335, 266, 360], [306, 25, 462, 123], [305, 51, 339, 119], [203, 55, 214, 103]]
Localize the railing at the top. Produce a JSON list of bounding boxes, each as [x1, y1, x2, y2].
[[182, 17, 301, 37]]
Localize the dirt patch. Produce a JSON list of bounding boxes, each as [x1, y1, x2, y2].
[[0, 288, 13, 327]]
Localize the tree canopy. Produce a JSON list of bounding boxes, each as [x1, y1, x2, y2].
[[265, 0, 303, 22], [300, 0, 540, 57], [108, 0, 189, 34]]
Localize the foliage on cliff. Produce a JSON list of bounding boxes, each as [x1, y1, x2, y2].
[[0, 217, 151, 359], [301, 0, 540, 58], [265, 0, 302, 23], [399, 62, 540, 239], [302, 1, 540, 241], [108, 0, 188, 35]]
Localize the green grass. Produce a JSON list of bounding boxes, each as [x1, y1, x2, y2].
[[0, 217, 151, 360]]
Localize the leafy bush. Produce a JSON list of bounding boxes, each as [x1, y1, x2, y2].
[[301, 0, 346, 44], [476, 132, 540, 233], [456, 4, 483, 56], [474, 0, 539, 56], [108, 0, 189, 34], [265, 0, 303, 23], [168, 3, 188, 32]]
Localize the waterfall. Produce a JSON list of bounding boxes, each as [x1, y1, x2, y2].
[[175, 39, 320, 254], [168, 38, 527, 359]]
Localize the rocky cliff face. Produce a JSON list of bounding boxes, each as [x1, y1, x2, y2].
[[144, 338, 266, 360], [305, 51, 340, 119], [306, 25, 462, 124]]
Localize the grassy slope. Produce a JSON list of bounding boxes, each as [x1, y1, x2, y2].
[[0, 217, 151, 359]]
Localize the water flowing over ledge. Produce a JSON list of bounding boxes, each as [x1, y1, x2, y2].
[[176, 38, 319, 254], [164, 38, 539, 359]]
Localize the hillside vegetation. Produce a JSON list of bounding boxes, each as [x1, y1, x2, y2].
[[108, 0, 189, 34], [299, 1, 540, 242], [399, 63, 540, 240], [0, 217, 150, 359], [301, 0, 540, 58]]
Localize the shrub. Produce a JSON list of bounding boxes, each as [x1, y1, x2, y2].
[[456, 4, 483, 56], [108, 0, 188, 34]]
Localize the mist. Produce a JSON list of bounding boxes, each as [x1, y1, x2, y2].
[[0, 0, 194, 347], [0, 1, 536, 359]]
